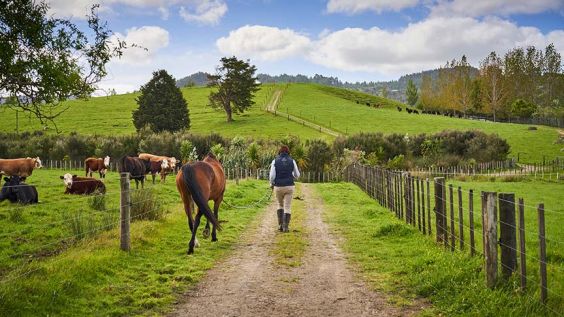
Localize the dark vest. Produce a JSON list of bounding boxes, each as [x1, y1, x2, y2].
[[274, 153, 295, 186]]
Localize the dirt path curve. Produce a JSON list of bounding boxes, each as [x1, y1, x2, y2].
[[264, 89, 342, 138], [169, 184, 419, 317]]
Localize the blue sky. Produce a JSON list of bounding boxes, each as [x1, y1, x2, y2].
[[46, 0, 564, 93]]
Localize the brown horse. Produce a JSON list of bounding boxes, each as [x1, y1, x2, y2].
[[176, 153, 225, 254]]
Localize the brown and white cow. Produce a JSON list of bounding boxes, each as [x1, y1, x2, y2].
[[85, 156, 110, 178], [138, 153, 177, 183], [148, 159, 170, 184], [0, 157, 42, 177], [60, 173, 106, 195]]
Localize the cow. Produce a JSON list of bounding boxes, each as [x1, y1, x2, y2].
[[414, 110, 419, 114], [60, 173, 106, 195], [406, 108, 412, 114], [0, 176, 38, 204], [397, 106, 402, 112], [0, 157, 42, 177], [85, 156, 110, 178], [119, 156, 149, 189], [138, 153, 177, 182], [149, 160, 170, 184]]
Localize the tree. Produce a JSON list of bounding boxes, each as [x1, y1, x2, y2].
[[208, 57, 260, 122], [0, 0, 128, 129], [480, 52, 507, 121], [451, 55, 473, 116], [511, 99, 537, 118], [406, 79, 418, 106], [380, 85, 389, 99], [133, 70, 190, 133], [469, 78, 483, 113]]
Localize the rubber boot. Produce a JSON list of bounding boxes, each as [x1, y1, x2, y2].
[[277, 209, 284, 232], [283, 213, 291, 233]]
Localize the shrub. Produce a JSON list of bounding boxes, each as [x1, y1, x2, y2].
[[88, 193, 106, 211], [130, 188, 165, 221], [306, 139, 333, 173]]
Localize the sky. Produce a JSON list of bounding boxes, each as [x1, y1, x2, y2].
[[46, 0, 564, 94]]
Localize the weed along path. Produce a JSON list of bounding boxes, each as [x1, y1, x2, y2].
[[170, 184, 418, 316]]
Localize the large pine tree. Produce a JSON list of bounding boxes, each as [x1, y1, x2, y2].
[[133, 70, 190, 132]]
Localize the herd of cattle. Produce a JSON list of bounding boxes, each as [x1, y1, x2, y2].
[[396, 106, 465, 118], [0, 153, 178, 205]]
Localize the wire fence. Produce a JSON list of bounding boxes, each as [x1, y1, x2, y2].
[[343, 163, 563, 312]]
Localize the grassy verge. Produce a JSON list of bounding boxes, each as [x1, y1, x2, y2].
[[315, 182, 560, 316], [270, 184, 308, 267], [0, 178, 270, 316]]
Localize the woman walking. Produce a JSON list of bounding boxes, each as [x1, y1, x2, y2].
[[269, 145, 300, 232]]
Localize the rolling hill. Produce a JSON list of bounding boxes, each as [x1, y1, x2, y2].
[[0, 83, 561, 163]]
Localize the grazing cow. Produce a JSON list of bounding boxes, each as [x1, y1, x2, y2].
[[85, 156, 110, 178], [119, 156, 148, 189], [60, 173, 106, 195], [397, 106, 402, 112], [0, 176, 38, 204], [0, 157, 42, 177], [149, 160, 170, 184], [138, 153, 177, 182], [414, 110, 419, 114], [406, 108, 412, 114]]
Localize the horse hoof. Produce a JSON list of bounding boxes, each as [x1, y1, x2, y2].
[[202, 228, 210, 239], [211, 237, 218, 242]]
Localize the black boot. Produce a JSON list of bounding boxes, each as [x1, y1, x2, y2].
[[283, 213, 291, 233], [277, 209, 284, 232]]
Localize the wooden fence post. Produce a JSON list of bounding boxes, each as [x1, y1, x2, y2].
[[417, 178, 422, 231], [120, 172, 131, 252], [426, 178, 431, 235], [434, 177, 447, 245], [405, 174, 412, 224], [538, 203, 547, 303], [469, 189, 475, 256], [449, 184, 455, 252], [421, 178, 426, 235], [518, 198, 526, 291], [499, 193, 517, 280], [411, 176, 416, 226], [482, 191, 498, 288], [458, 186, 464, 250]]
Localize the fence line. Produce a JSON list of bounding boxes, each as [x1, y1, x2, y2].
[[342, 163, 561, 308]]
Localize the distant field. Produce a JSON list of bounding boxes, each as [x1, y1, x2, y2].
[[0, 83, 561, 162], [279, 84, 562, 163], [0, 85, 327, 140]]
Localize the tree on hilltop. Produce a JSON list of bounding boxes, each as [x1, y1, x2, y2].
[[133, 70, 190, 133], [208, 57, 260, 122]]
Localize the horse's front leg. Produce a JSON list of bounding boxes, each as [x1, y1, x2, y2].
[[188, 211, 203, 254]]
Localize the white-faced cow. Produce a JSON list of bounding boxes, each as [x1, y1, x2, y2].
[[85, 156, 110, 178], [138, 153, 177, 183], [60, 173, 106, 195], [0, 157, 42, 177], [0, 176, 38, 204]]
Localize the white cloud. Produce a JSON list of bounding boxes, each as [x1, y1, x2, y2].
[[310, 17, 564, 75], [430, 0, 564, 17], [216, 25, 312, 61], [112, 26, 170, 65], [47, 0, 228, 24], [326, 0, 419, 14], [179, 0, 227, 25]]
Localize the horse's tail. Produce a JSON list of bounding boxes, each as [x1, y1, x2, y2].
[[182, 164, 221, 231]]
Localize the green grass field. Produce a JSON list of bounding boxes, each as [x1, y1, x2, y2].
[[1, 83, 561, 163], [0, 85, 327, 140], [315, 181, 562, 316], [0, 169, 270, 316], [278, 84, 562, 163]]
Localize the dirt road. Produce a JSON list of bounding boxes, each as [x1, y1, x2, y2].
[[170, 184, 420, 316]]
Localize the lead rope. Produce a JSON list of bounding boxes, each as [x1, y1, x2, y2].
[[222, 188, 273, 210]]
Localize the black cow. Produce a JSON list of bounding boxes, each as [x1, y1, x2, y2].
[[397, 106, 402, 112], [119, 156, 149, 189], [0, 176, 38, 204]]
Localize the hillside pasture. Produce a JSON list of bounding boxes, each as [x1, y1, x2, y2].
[[0, 85, 327, 140], [278, 84, 562, 163]]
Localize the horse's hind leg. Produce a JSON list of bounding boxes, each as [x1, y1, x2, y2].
[[188, 211, 203, 254], [211, 198, 222, 242]]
